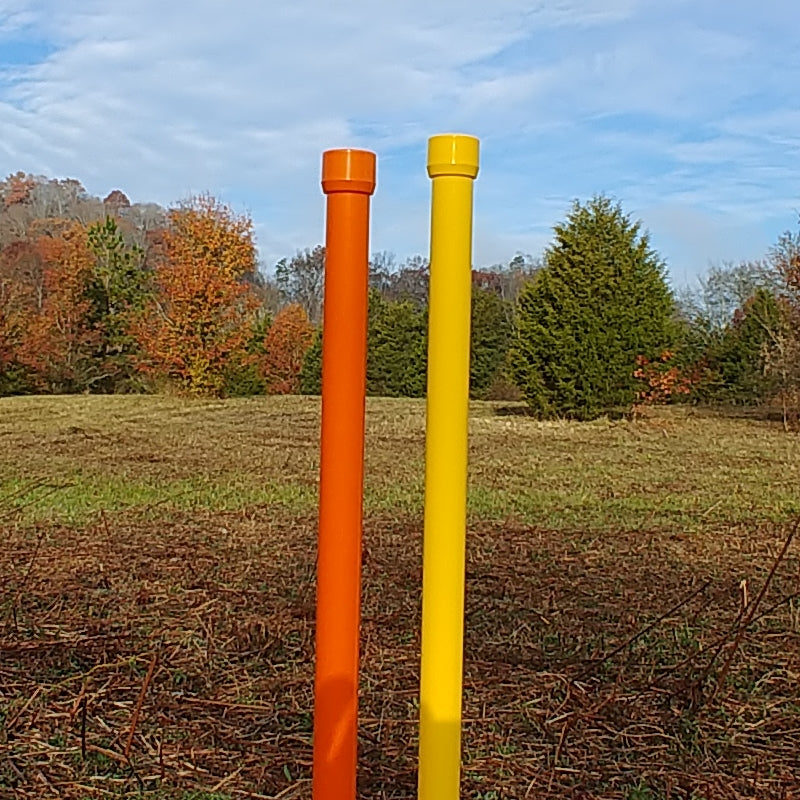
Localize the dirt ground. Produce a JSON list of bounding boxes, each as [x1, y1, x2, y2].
[[1, 397, 799, 799], [2, 510, 799, 799]]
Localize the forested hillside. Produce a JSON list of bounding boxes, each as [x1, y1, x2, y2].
[[1, 172, 798, 423]]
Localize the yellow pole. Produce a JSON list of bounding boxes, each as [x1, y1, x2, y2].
[[418, 133, 479, 799]]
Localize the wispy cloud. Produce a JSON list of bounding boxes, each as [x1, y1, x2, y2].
[[0, 0, 798, 281]]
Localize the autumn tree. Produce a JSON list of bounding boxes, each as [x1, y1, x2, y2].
[[16, 224, 100, 392], [0, 239, 44, 310], [103, 189, 131, 213], [633, 350, 703, 408], [131, 195, 258, 395], [0, 271, 30, 394], [0, 280, 13, 366], [259, 303, 315, 394], [0, 173, 37, 246], [0, 240, 38, 392], [2, 172, 36, 207]]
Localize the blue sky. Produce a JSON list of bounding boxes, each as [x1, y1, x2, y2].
[[1, 0, 798, 287]]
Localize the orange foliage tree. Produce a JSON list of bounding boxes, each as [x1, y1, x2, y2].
[[633, 350, 702, 408], [0, 276, 18, 371], [0, 241, 38, 392], [16, 223, 100, 392], [131, 195, 258, 395], [259, 303, 315, 394], [2, 171, 36, 207]]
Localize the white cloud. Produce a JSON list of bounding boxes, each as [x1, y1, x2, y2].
[[0, 1, 38, 36], [0, 0, 798, 276]]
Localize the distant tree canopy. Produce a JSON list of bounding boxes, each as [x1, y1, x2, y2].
[[2, 170, 799, 420], [299, 284, 516, 399], [275, 246, 325, 325], [298, 290, 428, 398], [676, 259, 781, 341], [512, 196, 675, 419], [675, 240, 800, 418], [765, 225, 800, 425]]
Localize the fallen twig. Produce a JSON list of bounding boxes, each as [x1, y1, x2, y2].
[[124, 650, 159, 759]]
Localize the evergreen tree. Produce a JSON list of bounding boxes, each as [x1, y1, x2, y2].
[[511, 196, 675, 419], [222, 312, 271, 397], [470, 287, 513, 398], [704, 288, 783, 404], [366, 290, 427, 397], [86, 216, 147, 391], [299, 328, 322, 395], [298, 291, 427, 397]]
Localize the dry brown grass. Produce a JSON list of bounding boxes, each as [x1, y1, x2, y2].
[[1, 395, 799, 531], [1, 396, 799, 798]]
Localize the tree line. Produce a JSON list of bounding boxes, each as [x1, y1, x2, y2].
[[1, 172, 798, 425]]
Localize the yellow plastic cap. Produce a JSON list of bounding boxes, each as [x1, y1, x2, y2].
[[321, 149, 377, 195], [427, 134, 479, 179]]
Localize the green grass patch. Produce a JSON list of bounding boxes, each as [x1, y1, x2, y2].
[[1, 395, 799, 531]]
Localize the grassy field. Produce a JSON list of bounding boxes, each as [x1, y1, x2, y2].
[[1, 395, 799, 799]]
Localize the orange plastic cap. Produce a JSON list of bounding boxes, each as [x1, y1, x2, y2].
[[427, 133, 479, 179], [321, 148, 377, 195]]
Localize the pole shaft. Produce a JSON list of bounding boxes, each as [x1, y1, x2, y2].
[[313, 149, 375, 800], [418, 134, 479, 800]]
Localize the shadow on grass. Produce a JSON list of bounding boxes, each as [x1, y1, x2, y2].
[[700, 402, 796, 424], [491, 403, 631, 420], [492, 404, 535, 417]]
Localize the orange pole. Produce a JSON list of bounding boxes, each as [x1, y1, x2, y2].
[[313, 148, 376, 800]]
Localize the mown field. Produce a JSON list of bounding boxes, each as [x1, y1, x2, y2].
[[1, 395, 799, 799]]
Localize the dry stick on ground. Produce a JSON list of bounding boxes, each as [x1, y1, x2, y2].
[[649, 588, 800, 691], [209, 766, 244, 794], [639, 586, 800, 739], [666, 595, 751, 708], [660, 523, 797, 710], [577, 579, 711, 680], [5, 524, 49, 635], [79, 695, 87, 761], [707, 519, 797, 705], [124, 650, 159, 760], [66, 682, 89, 759], [549, 683, 617, 791], [0, 482, 74, 524], [3, 685, 42, 734], [0, 478, 49, 507]]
